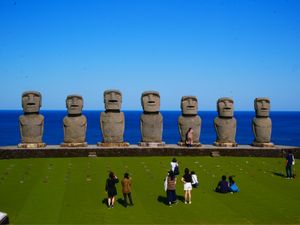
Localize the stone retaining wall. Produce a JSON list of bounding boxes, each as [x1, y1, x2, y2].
[[0, 145, 300, 159]]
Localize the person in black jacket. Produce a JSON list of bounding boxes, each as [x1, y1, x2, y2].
[[215, 175, 230, 193], [105, 171, 119, 208]]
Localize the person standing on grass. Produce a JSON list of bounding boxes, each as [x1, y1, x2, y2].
[[166, 170, 177, 206], [170, 158, 179, 176], [286, 150, 295, 179], [105, 171, 119, 208], [121, 172, 134, 207], [181, 168, 192, 204]]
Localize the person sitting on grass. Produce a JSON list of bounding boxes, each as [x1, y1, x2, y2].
[[121, 172, 134, 207], [191, 171, 199, 188], [215, 175, 230, 193], [105, 171, 119, 208], [229, 176, 239, 193]]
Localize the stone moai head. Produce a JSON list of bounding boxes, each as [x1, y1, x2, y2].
[[254, 98, 270, 117], [66, 95, 83, 115], [22, 91, 42, 113], [141, 91, 160, 113], [217, 97, 234, 118], [104, 90, 122, 111], [181, 96, 198, 115]]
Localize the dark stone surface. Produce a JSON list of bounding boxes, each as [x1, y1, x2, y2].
[[0, 145, 300, 159]]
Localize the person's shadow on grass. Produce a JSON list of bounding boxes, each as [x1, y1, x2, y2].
[[271, 171, 286, 177], [102, 198, 108, 207], [117, 198, 127, 207], [157, 196, 168, 205], [157, 195, 185, 205]]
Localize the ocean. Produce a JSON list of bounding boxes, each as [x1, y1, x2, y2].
[[0, 110, 299, 146]]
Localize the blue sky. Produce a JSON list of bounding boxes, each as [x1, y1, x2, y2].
[[0, 0, 299, 110]]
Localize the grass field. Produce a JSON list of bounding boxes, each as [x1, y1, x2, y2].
[[0, 156, 299, 224]]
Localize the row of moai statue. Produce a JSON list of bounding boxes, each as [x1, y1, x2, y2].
[[18, 90, 274, 148]]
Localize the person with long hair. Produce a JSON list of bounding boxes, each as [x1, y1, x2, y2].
[[181, 168, 192, 204], [166, 170, 177, 206], [105, 171, 119, 208], [185, 128, 194, 147], [229, 176, 239, 193]]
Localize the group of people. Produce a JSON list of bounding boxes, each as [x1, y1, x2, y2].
[[215, 175, 239, 193], [165, 158, 200, 206], [105, 172, 133, 208], [105, 151, 296, 208]]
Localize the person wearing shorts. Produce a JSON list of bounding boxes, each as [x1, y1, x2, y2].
[[181, 168, 192, 204]]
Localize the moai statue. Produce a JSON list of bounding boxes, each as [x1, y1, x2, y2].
[[178, 96, 201, 146], [252, 98, 274, 147], [61, 95, 87, 147], [18, 91, 46, 148], [139, 91, 165, 146], [214, 97, 237, 147], [97, 90, 129, 147]]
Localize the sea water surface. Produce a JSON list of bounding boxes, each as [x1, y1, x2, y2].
[[0, 110, 299, 146]]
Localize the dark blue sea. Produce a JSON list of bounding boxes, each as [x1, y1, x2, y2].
[[0, 110, 299, 146]]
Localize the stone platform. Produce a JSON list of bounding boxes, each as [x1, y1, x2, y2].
[[0, 145, 300, 159]]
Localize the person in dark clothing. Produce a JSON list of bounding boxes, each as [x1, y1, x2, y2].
[[166, 170, 177, 206], [215, 175, 230, 193], [181, 168, 192, 204], [286, 150, 295, 179], [105, 171, 119, 208], [121, 173, 134, 207]]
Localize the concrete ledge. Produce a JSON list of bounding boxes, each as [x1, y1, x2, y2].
[[0, 144, 300, 159]]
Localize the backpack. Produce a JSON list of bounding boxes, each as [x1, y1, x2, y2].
[[292, 155, 295, 165]]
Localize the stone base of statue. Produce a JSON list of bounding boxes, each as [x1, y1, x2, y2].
[[213, 142, 238, 147], [97, 142, 129, 147], [60, 142, 88, 147], [177, 142, 202, 147], [252, 142, 274, 147], [18, 143, 46, 148], [139, 142, 165, 147]]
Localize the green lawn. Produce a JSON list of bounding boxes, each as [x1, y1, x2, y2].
[[0, 156, 299, 224]]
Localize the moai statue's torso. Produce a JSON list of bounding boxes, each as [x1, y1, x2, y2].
[[214, 117, 237, 143], [63, 115, 87, 143], [178, 116, 201, 143], [62, 95, 87, 146], [253, 117, 272, 143], [214, 97, 237, 146], [98, 90, 128, 146], [101, 111, 124, 143], [18, 91, 46, 148], [252, 98, 273, 146], [19, 114, 44, 143], [141, 112, 163, 142], [177, 95, 201, 145], [140, 91, 164, 145]]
